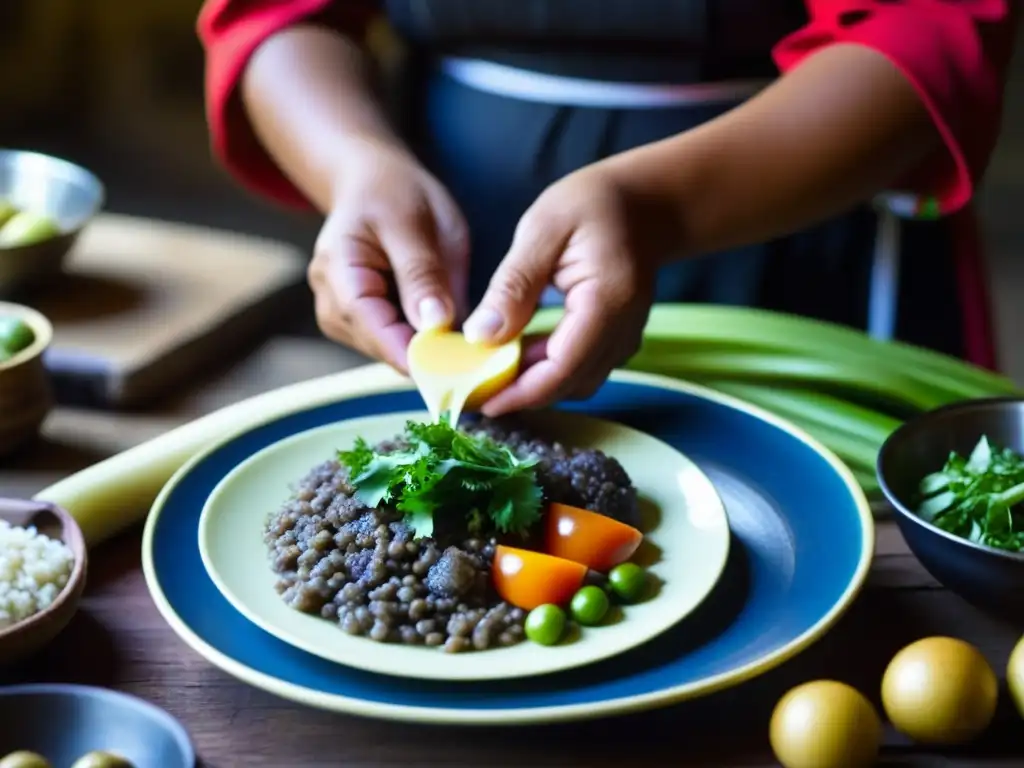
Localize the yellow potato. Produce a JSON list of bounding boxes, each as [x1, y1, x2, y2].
[[881, 636, 997, 745], [407, 330, 520, 417], [769, 680, 882, 768]]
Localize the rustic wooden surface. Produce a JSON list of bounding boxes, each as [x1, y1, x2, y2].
[[2, 336, 1024, 768]]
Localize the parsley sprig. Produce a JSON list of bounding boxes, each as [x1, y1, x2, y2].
[[917, 435, 1024, 551], [337, 419, 543, 540]]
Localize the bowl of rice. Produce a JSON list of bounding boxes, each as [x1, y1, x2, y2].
[[0, 498, 86, 664]]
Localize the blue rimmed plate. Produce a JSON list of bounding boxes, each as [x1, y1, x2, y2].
[[142, 368, 873, 726], [197, 409, 730, 682]]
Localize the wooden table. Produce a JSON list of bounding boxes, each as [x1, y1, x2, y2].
[[3, 336, 1024, 767]]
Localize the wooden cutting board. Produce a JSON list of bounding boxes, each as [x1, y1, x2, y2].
[[24, 214, 308, 408]]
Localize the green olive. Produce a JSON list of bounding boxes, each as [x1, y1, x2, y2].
[[0, 751, 52, 768], [69, 752, 134, 768], [0, 200, 18, 228], [570, 585, 610, 626], [608, 562, 647, 602], [0, 316, 35, 358], [524, 604, 567, 646], [0, 210, 61, 248]]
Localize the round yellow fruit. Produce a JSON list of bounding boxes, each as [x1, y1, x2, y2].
[[881, 636, 997, 745], [1006, 633, 1024, 719], [769, 680, 882, 768]]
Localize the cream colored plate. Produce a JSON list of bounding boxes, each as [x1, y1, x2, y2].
[[198, 409, 730, 682]]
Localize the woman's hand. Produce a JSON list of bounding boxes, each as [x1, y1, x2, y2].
[[308, 137, 470, 371], [463, 163, 661, 416]]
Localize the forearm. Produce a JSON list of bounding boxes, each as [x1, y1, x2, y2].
[[241, 24, 402, 212], [605, 43, 940, 259]]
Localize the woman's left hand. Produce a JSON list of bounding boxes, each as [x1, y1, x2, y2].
[[462, 163, 660, 416]]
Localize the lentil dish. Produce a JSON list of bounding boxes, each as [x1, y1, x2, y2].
[[263, 417, 639, 653]]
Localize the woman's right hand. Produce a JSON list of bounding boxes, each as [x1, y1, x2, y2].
[[308, 137, 470, 371]]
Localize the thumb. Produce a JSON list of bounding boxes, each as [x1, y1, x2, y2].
[[463, 213, 564, 344], [379, 223, 458, 333]]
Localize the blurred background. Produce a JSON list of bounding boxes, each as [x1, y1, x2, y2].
[[1, 0, 1021, 380]]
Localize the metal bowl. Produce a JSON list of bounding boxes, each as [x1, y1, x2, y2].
[[0, 684, 195, 768], [877, 397, 1024, 619], [0, 149, 105, 296]]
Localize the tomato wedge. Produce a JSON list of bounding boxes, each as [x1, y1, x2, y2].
[[545, 502, 643, 571], [491, 545, 587, 610]]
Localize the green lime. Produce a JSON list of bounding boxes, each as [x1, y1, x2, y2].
[[570, 585, 610, 626], [524, 604, 567, 646], [608, 563, 647, 603], [0, 316, 34, 357]]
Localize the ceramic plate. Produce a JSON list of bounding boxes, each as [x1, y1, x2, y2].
[[142, 368, 873, 726], [198, 409, 730, 681]]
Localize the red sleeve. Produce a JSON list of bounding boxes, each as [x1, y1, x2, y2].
[[773, 0, 1016, 215], [197, 0, 379, 209]]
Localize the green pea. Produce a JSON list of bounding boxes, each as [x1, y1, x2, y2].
[[570, 585, 610, 626], [0, 316, 34, 358], [608, 563, 647, 603], [524, 604, 566, 646]]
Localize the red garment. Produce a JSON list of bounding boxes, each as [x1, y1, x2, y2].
[[199, 0, 1014, 214], [197, 0, 1015, 368]]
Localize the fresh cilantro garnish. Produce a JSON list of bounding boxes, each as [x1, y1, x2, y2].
[[916, 435, 1024, 551], [337, 420, 543, 540]]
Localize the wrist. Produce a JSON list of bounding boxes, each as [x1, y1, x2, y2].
[[327, 132, 416, 200], [600, 132, 716, 265]]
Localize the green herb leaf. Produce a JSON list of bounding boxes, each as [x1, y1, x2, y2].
[[337, 420, 543, 540], [916, 435, 1024, 552]]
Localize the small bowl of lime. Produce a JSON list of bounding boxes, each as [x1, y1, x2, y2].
[[0, 301, 54, 456], [0, 149, 105, 297]]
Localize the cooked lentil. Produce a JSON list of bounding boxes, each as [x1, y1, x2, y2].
[[264, 417, 637, 652]]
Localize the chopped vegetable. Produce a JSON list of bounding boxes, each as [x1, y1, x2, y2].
[[524, 604, 566, 646], [608, 563, 648, 603], [544, 502, 643, 571], [0, 315, 35, 362], [492, 545, 587, 611], [337, 420, 543, 539], [0, 210, 61, 248], [570, 585, 610, 626], [916, 436, 1024, 551]]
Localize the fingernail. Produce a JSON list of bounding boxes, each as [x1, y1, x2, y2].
[[418, 297, 450, 331], [463, 308, 503, 344]]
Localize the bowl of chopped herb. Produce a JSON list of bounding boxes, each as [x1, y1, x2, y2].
[[877, 397, 1024, 619]]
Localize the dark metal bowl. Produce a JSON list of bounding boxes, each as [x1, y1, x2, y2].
[[0, 684, 195, 767], [877, 397, 1024, 619]]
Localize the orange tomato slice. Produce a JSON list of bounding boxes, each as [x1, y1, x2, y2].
[[544, 503, 643, 572], [491, 545, 588, 611]]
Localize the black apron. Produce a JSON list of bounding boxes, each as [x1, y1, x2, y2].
[[381, 0, 966, 358]]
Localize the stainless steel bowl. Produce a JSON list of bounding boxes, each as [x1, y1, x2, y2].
[[0, 149, 105, 296], [877, 397, 1024, 619]]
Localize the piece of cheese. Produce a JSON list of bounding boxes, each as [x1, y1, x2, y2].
[[406, 330, 520, 426]]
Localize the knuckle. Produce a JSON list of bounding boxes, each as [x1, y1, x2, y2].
[[493, 264, 537, 306], [398, 259, 446, 294]]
